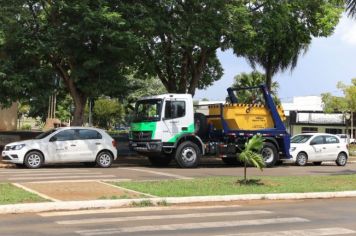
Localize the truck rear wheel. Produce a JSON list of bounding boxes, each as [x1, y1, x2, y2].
[[147, 155, 172, 167], [261, 143, 278, 168], [175, 141, 200, 168]]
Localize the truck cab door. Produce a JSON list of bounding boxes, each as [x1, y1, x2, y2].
[[163, 99, 190, 142]]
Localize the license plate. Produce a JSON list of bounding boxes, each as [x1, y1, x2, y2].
[[131, 143, 137, 147]]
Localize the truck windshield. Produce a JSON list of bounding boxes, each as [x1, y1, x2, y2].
[[291, 135, 313, 143], [133, 99, 162, 122]]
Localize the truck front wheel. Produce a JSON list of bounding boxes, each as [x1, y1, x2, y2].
[[261, 143, 278, 168], [175, 141, 201, 168]]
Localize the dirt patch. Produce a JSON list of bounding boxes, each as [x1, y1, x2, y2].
[[20, 181, 144, 201]]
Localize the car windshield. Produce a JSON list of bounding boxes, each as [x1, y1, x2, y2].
[[133, 99, 162, 122], [291, 134, 313, 143], [35, 129, 57, 139]]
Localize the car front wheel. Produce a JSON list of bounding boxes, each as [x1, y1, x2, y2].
[[96, 151, 113, 168], [296, 152, 308, 166], [24, 151, 44, 169], [336, 152, 348, 166]]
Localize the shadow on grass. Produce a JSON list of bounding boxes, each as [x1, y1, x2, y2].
[[236, 179, 265, 186]]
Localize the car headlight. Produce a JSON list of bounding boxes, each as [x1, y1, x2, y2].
[[290, 147, 296, 152], [10, 144, 26, 150]]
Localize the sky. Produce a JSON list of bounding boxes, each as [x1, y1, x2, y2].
[[195, 15, 356, 102]]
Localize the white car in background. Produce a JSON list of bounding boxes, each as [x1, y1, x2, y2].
[[1, 127, 117, 168], [290, 133, 349, 166]]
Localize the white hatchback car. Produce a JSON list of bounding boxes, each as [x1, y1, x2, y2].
[[290, 133, 349, 166], [1, 127, 117, 168]]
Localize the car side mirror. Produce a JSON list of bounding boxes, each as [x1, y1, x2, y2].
[[310, 141, 316, 145], [49, 136, 57, 142]]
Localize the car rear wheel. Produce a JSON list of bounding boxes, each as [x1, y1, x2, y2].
[[296, 152, 308, 166], [24, 151, 44, 169], [336, 152, 348, 166], [96, 151, 113, 168]]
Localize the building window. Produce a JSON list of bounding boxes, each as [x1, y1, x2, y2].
[[301, 127, 318, 133], [325, 128, 342, 134]]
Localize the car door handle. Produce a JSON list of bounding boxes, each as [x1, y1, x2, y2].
[[70, 144, 76, 147], [95, 143, 101, 145], [322, 147, 326, 149]]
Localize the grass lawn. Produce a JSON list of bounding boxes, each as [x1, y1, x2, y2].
[[0, 183, 46, 205], [113, 175, 356, 197]]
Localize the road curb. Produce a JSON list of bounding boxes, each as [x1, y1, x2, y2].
[[1, 191, 356, 215]]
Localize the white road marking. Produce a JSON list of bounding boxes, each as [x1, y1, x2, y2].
[[76, 217, 309, 235], [57, 210, 271, 225], [98, 181, 156, 198], [119, 167, 192, 180], [39, 204, 241, 217], [216, 227, 356, 236], [3, 172, 104, 177], [12, 183, 60, 202], [9, 175, 116, 180], [0, 169, 91, 174], [28, 179, 131, 184]]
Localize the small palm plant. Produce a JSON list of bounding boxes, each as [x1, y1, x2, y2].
[[239, 135, 265, 184]]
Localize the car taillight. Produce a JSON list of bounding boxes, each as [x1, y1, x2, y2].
[[112, 140, 117, 148]]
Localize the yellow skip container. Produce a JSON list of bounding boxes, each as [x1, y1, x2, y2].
[[208, 103, 286, 130]]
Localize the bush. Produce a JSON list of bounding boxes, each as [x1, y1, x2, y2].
[[20, 124, 32, 130]]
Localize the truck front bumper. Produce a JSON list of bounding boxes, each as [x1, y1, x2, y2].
[[129, 141, 163, 153]]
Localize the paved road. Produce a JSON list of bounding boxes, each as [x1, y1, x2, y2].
[[0, 198, 356, 235], [1, 157, 356, 183]]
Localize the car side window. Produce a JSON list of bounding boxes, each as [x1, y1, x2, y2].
[[78, 129, 102, 140], [310, 136, 324, 145], [53, 130, 76, 141], [325, 136, 339, 144], [165, 101, 186, 119]]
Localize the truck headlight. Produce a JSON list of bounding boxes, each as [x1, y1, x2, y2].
[[10, 144, 26, 150]]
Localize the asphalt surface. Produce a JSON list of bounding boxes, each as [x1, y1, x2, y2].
[[0, 198, 355, 235], [1, 156, 356, 183]]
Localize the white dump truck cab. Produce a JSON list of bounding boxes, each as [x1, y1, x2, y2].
[[129, 94, 204, 167]]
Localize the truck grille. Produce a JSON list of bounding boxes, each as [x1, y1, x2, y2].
[[131, 131, 152, 141]]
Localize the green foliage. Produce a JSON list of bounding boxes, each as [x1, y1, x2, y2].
[[20, 124, 32, 131], [119, 0, 241, 95], [93, 97, 124, 129], [0, 0, 139, 125], [322, 79, 356, 113], [239, 135, 265, 184], [229, 1, 343, 90], [346, 0, 356, 18], [231, 71, 280, 104]]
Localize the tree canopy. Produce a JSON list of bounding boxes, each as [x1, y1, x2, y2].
[[118, 0, 249, 95], [0, 0, 139, 125], [322, 79, 356, 113], [231, 71, 280, 104], [229, 0, 343, 90]]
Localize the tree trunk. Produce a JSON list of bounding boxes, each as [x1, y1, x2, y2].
[[244, 162, 247, 184], [55, 63, 87, 126], [71, 93, 87, 126], [265, 67, 273, 91]]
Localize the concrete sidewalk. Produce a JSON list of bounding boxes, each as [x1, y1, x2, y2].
[[1, 190, 356, 215]]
